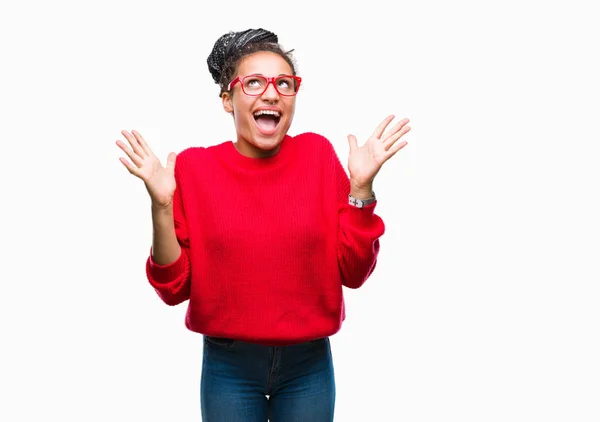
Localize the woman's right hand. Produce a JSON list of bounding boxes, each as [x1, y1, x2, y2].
[[116, 130, 177, 208]]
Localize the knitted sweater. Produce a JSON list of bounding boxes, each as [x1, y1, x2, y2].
[[145, 132, 385, 346]]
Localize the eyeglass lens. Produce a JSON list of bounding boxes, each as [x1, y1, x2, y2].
[[242, 76, 298, 96]]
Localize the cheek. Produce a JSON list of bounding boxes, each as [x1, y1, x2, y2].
[[284, 102, 296, 120], [234, 112, 254, 130], [233, 100, 255, 123], [285, 97, 296, 111]]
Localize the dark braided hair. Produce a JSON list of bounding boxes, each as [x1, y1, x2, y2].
[[207, 28, 297, 97]]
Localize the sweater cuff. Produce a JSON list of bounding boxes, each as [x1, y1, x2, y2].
[[146, 247, 189, 285], [344, 201, 383, 228]]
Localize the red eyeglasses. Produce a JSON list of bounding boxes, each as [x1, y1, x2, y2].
[[228, 74, 302, 96]]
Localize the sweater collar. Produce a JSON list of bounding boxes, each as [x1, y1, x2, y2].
[[223, 134, 293, 171]]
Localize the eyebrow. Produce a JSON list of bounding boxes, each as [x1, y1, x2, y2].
[[245, 73, 291, 77]]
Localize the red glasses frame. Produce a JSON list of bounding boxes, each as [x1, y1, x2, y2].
[[228, 74, 302, 96]]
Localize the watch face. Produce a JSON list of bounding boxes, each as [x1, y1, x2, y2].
[[348, 194, 376, 208], [348, 197, 363, 208]]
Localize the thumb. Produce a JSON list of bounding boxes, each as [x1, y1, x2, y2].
[[166, 152, 177, 172], [347, 134, 358, 153]]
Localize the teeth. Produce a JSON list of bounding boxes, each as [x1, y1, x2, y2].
[[253, 110, 280, 117]]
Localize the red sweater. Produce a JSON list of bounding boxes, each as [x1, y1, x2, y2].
[[145, 132, 385, 346]]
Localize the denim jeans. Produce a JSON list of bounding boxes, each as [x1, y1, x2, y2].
[[200, 335, 336, 421]]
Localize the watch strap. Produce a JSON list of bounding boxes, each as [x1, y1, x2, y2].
[[348, 192, 376, 208]]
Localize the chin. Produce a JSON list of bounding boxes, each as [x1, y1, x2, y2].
[[254, 125, 290, 148], [254, 134, 283, 149]]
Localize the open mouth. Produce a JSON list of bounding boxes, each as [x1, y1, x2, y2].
[[253, 109, 281, 135]]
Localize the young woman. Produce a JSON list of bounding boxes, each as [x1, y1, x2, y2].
[[116, 28, 410, 422]]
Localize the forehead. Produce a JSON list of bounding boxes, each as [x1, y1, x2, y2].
[[237, 51, 293, 76]]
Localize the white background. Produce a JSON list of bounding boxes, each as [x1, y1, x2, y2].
[[1, 0, 599, 421]]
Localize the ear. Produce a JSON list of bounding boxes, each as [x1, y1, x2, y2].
[[221, 92, 234, 114]]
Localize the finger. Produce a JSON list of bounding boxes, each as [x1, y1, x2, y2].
[[132, 130, 153, 156], [121, 130, 146, 158], [383, 125, 411, 151], [385, 140, 408, 160], [116, 139, 144, 167], [382, 118, 410, 141], [165, 152, 177, 172], [347, 134, 359, 153], [118, 156, 141, 176], [371, 115, 395, 139]]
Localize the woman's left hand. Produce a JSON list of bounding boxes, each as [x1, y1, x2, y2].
[[347, 115, 411, 193]]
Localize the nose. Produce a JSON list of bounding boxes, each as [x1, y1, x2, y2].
[[261, 80, 280, 101]]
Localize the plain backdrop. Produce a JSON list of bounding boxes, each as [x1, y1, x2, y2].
[[1, 0, 599, 421]]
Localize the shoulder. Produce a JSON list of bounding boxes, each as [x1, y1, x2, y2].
[[173, 146, 207, 176], [174, 141, 234, 174], [176, 146, 207, 161], [290, 132, 345, 177], [293, 131, 330, 145], [292, 132, 336, 154]]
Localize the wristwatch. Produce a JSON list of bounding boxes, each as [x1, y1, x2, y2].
[[348, 192, 376, 208]]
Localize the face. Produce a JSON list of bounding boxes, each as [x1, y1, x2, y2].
[[221, 51, 296, 158]]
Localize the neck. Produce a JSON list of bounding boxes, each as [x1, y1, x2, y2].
[[234, 138, 281, 158]]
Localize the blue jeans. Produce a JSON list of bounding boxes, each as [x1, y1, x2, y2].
[[201, 335, 336, 421]]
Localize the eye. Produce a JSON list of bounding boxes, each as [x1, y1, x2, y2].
[[246, 78, 262, 87], [277, 78, 292, 89]]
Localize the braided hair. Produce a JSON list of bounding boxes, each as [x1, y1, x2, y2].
[[207, 28, 297, 97]]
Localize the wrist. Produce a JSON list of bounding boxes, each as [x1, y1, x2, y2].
[[350, 190, 374, 200], [151, 201, 174, 215], [350, 179, 374, 199], [350, 185, 374, 200]]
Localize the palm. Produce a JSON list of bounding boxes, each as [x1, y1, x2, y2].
[[116, 130, 177, 207], [140, 157, 176, 204], [347, 116, 410, 188]]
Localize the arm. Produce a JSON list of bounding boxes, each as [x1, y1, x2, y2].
[[335, 115, 410, 288], [145, 159, 191, 305], [331, 142, 386, 289]]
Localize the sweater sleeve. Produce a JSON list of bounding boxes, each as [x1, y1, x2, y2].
[[145, 155, 192, 305], [330, 140, 386, 289]]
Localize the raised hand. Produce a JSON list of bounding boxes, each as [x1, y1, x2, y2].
[[347, 115, 410, 192], [116, 130, 177, 208]]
